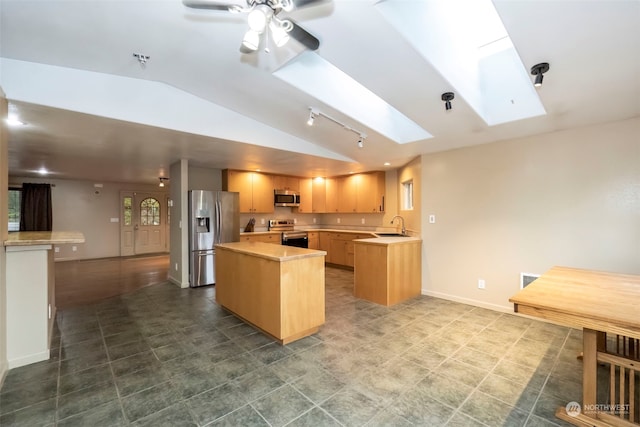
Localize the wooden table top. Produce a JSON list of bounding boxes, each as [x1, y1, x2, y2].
[[509, 266, 640, 339]]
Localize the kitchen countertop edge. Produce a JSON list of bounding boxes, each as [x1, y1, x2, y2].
[[216, 241, 326, 261], [4, 231, 86, 246]]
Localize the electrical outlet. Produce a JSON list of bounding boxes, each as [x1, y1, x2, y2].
[[54, 247, 60, 253], [72, 246, 77, 252], [478, 279, 486, 289], [361, 218, 365, 225], [294, 218, 297, 224], [337, 218, 341, 224], [175, 263, 178, 271], [261, 218, 265, 225], [313, 218, 316, 224]]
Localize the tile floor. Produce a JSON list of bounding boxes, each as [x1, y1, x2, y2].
[[0, 267, 586, 426]]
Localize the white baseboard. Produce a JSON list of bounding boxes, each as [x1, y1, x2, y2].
[[8, 350, 49, 369], [168, 275, 189, 289], [421, 289, 514, 314]]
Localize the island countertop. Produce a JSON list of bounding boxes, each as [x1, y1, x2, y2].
[[4, 231, 85, 246], [355, 236, 422, 245], [216, 241, 326, 261]]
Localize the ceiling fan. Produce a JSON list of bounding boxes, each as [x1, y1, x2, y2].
[[183, 0, 324, 53]]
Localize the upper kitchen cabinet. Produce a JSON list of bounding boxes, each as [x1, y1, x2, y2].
[[312, 177, 326, 213], [295, 178, 313, 213], [325, 177, 338, 213], [272, 175, 299, 192], [222, 170, 274, 214], [337, 172, 385, 213], [357, 172, 385, 213]]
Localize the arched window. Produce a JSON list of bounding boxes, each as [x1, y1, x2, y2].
[[140, 197, 160, 226]]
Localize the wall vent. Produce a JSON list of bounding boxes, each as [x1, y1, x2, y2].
[[520, 272, 540, 289]]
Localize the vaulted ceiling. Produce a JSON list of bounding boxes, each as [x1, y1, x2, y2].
[[2, 0, 639, 184]]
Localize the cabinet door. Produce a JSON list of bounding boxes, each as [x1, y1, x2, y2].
[[319, 232, 331, 256], [296, 178, 313, 213], [273, 175, 299, 191], [251, 173, 274, 213], [356, 172, 385, 213], [329, 236, 347, 265], [307, 232, 319, 249], [337, 175, 357, 213], [312, 177, 326, 213], [325, 178, 338, 213], [225, 170, 254, 213]]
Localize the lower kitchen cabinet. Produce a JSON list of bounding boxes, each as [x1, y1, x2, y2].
[[322, 231, 375, 268], [354, 238, 421, 306], [307, 232, 319, 249], [240, 233, 281, 244]]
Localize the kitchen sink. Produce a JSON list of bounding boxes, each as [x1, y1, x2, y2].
[[375, 233, 410, 237]]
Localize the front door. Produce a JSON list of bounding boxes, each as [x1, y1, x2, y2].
[[120, 191, 167, 256]]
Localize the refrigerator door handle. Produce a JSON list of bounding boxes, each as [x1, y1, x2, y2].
[[216, 197, 222, 245]]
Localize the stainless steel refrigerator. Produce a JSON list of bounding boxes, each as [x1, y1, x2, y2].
[[188, 190, 240, 287]]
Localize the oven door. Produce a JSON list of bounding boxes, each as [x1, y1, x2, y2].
[[282, 233, 308, 248]]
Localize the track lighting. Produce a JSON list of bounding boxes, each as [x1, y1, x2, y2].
[[530, 62, 549, 87], [306, 107, 367, 149], [307, 108, 317, 126], [159, 177, 169, 187], [441, 92, 455, 111]]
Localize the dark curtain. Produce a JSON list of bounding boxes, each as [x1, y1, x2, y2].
[[20, 183, 53, 231]]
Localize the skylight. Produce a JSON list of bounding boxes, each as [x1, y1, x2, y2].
[[273, 51, 432, 144], [376, 0, 546, 126]]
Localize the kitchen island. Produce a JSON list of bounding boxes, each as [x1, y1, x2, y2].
[[353, 236, 422, 306], [4, 231, 85, 368], [215, 241, 326, 344]]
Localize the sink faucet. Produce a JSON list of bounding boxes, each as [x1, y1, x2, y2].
[[390, 215, 406, 235]]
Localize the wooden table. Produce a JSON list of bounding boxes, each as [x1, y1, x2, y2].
[[509, 266, 640, 427]]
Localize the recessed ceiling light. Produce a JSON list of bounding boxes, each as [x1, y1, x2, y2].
[[384, 162, 391, 166], [38, 167, 48, 175]]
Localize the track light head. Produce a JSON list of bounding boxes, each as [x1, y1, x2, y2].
[[307, 108, 317, 126], [530, 62, 549, 87], [357, 136, 364, 149], [159, 177, 169, 187], [441, 92, 455, 111]]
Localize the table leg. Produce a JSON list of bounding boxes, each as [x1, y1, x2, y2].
[[583, 328, 598, 419]]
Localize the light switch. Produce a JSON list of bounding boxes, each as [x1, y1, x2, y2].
[[429, 214, 436, 224]]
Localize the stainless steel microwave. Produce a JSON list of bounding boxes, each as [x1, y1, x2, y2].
[[274, 190, 300, 207]]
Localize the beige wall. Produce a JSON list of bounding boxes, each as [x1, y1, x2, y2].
[[9, 177, 168, 260], [169, 159, 189, 288], [1, 88, 9, 383], [420, 117, 640, 311]]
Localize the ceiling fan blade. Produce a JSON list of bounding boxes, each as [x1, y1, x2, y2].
[[291, 0, 327, 9], [288, 19, 320, 51], [182, 1, 236, 11]]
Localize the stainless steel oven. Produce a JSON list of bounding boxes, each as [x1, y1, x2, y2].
[[268, 219, 308, 248], [281, 231, 308, 248]]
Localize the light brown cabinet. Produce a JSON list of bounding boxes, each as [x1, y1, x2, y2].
[[240, 233, 281, 244], [325, 178, 338, 213], [323, 231, 375, 267], [335, 172, 385, 213], [223, 170, 274, 214], [295, 178, 313, 213], [307, 231, 319, 249], [354, 239, 421, 306], [272, 175, 299, 192], [311, 178, 326, 213]]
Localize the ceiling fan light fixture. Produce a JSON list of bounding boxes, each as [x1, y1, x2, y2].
[[242, 29, 260, 51], [247, 5, 271, 33], [270, 21, 290, 47]]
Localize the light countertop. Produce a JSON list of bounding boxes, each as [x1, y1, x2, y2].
[[4, 231, 85, 246], [216, 241, 326, 262], [355, 236, 422, 245]]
